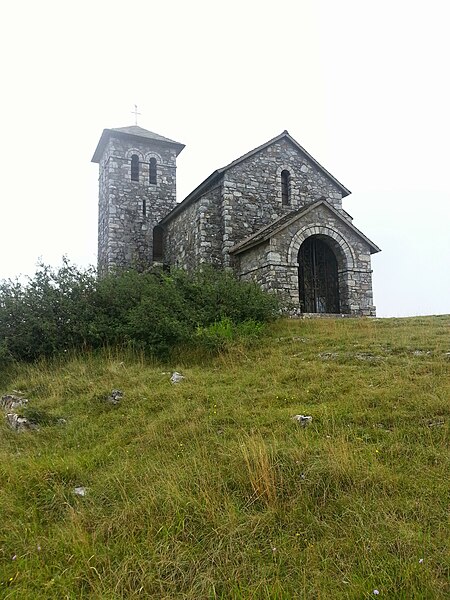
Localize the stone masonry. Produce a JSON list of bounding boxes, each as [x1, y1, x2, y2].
[[93, 127, 380, 315], [92, 126, 184, 275]]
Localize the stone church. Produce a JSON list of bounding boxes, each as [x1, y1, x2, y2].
[[92, 126, 380, 316]]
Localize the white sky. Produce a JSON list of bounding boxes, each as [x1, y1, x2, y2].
[[0, 0, 449, 317]]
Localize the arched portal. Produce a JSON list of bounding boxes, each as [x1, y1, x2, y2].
[[298, 236, 340, 313]]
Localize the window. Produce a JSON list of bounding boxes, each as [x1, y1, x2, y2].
[[131, 154, 139, 181], [149, 157, 157, 185], [143, 198, 147, 217], [153, 225, 164, 261], [281, 170, 290, 205]]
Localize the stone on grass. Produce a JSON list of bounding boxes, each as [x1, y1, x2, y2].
[[74, 486, 87, 497], [6, 413, 38, 432], [106, 389, 123, 404], [1, 394, 29, 411], [292, 415, 313, 426], [170, 372, 184, 384]]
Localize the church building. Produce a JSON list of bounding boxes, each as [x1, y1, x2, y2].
[[92, 126, 380, 316]]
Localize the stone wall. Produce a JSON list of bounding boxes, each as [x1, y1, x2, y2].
[[236, 202, 376, 316], [96, 128, 377, 316], [222, 138, 344, 266], [97, 135, 178, 273], [164, 184, 223, 269], [166, 137, 346, 272]]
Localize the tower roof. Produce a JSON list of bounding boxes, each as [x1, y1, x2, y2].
[[91, 125, 185, 162]]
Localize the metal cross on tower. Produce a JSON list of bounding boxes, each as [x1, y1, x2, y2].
[[132, 104, 141, 126]]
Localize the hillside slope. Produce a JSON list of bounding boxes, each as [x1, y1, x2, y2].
[[1, 317, 449, 599]]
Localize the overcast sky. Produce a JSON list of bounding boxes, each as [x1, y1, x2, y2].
[[1, 0, 449, 317]]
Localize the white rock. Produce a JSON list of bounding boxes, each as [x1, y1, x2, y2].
[[74, 486, 87, 497], [292, 415, 312, 426], [5, 413, 37, 432], [170, 372, 185, 384], [1, 394, 29, 411]]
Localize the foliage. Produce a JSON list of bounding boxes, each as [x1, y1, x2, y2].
[[195, 317, 265, 352], [0, 316, 449, 598], [0, 260, 278, 362]]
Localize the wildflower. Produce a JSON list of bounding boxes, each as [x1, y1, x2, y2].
[[12, 555, 17, 561], [419, 558, 424, 564], [373, 590, 380, 596]]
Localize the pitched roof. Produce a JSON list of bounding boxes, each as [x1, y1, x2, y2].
[[160, 130, 351, 224], [229, 200, 381, 255], [92, 125, 185, 163]]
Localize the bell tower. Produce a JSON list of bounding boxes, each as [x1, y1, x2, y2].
[[92, 125, 185, 274]]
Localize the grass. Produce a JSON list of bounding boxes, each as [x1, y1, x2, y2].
[[0, 316, 449, 599]]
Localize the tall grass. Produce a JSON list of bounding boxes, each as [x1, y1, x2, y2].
[[0, 316, 449, 598]]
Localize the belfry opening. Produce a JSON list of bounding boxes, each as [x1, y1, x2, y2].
[[298, 236, 340, 314]]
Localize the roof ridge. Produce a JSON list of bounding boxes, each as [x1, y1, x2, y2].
[[230, 200, 381, 255], [110, 125, 180, 145], [160, 131, 351, 222]]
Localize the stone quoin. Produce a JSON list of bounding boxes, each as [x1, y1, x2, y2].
[[92, 126, 380, 316]]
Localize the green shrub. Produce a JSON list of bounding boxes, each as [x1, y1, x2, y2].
[[0, 261, 278, 362], [196, 318, 265, 352]]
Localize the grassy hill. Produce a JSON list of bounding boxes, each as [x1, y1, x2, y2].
[[0, 316, 449, 599]]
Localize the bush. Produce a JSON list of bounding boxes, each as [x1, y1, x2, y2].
[[0, 261, 278, 362], [0, 259, 97, 361]]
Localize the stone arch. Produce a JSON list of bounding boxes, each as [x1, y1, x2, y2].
[[144, 151, 162, 163], [287, 224, 355, 270], [125, 148, 144, 161]]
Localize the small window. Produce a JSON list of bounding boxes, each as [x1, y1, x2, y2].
[[131, 154, 139, 181], [143, 198, 147, 217], [153, 225, 164, 261], [149, 158, 157, 185], [281, 170, 290, 205]]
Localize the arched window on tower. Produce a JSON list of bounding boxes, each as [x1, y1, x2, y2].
[[131, 154, 139, 181], [153, 225, 164, 262], [149, 158, 157, 185], [281, 170, 290, 206]]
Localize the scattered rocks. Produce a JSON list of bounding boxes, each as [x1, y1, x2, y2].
[[170, 372, 184, 384], [292, 415, 312, 427], [1, 394, 29, 411], [354, 353, 381, 362], [427, 419, 444, 427], [2, 391, 64, 431], [6, 413, 38, 432], [106, 389, 123, 404], [319, 352, 338, 360]]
